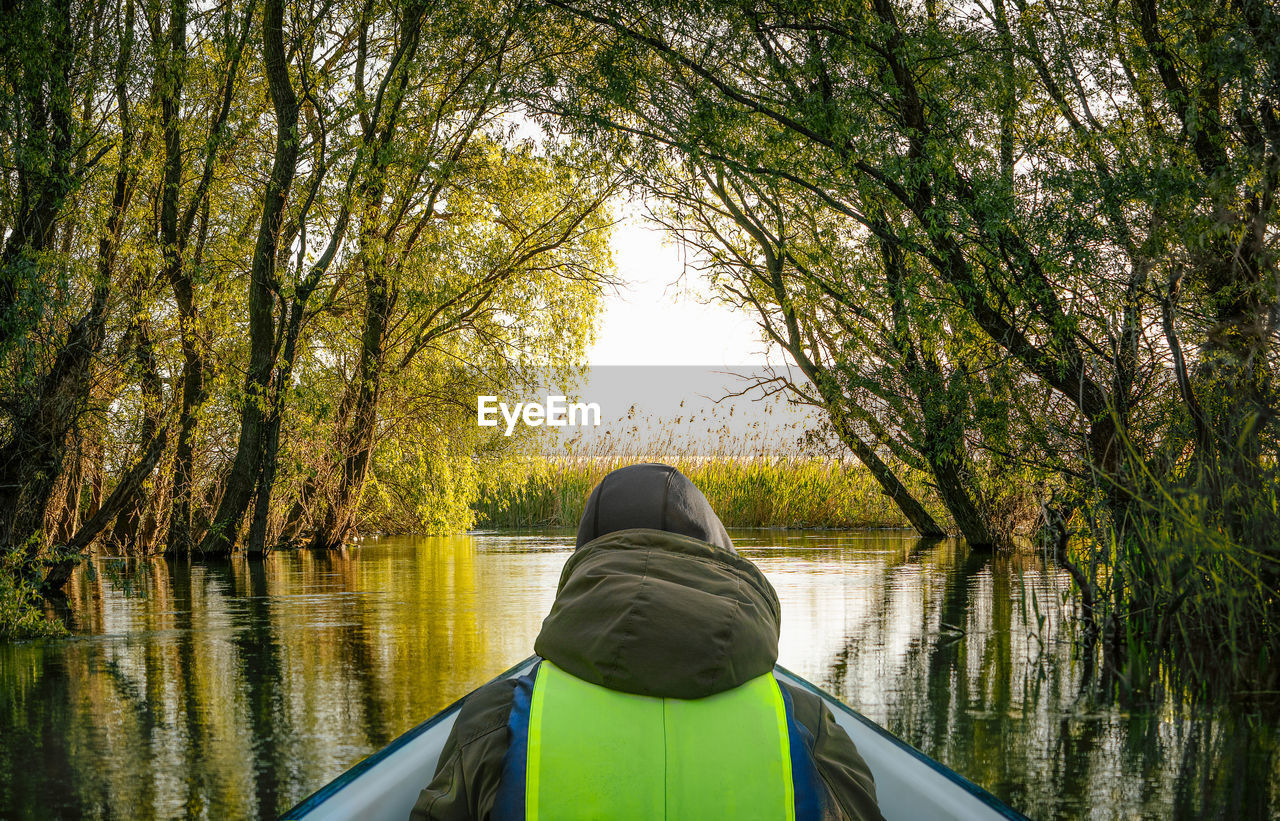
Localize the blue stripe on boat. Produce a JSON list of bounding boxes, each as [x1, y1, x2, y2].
[[492, 661, 539, 820], [777, 675, 824, 821]]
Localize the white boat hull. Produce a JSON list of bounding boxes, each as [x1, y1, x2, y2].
[[283, 658, 1027, 820]]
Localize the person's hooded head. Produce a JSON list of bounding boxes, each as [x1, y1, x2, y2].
[[574, 462, 735, 553], [535, 463, 778, 699]]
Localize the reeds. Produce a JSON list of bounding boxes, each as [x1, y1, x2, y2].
[[474, 429, 944, 529], [1063, 433, 1280, 699]]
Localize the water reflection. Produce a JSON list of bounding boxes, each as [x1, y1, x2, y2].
[[0, 531, 1275, 819]]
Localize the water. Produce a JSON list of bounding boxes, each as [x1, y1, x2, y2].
[[0, 531, 1275, 819]]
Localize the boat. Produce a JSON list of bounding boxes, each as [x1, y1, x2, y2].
[[282, 657, 1029, 820]]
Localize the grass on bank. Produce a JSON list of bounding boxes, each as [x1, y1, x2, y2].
[[475, 435, 946, 530]]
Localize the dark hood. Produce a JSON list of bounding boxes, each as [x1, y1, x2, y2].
[[535, 530, 781, 698], [535, 466, 778, 699], [574, 462, 734, 553]]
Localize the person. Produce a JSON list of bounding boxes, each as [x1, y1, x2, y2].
[[411, 463, 883, 820]]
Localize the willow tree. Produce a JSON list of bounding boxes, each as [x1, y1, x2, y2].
[[150, 0, 258, 555], [175, 0, 616, 556], [649, 163, 1042, 546], [532, 0, 1278, 680], [297, 138, 613, 550], [0, 0, 168, 579], [0, 0, 613, 613]]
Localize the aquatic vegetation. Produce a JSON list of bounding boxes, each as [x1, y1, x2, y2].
[[0, 547, 66, 640], [475, 432, 947, 530], [1060, 453, 1280, 700]]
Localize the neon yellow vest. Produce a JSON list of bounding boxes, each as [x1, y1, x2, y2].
[[524, 661, 797, 820]]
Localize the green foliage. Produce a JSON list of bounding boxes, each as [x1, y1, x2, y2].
[[0, 0, 1275, 701], [1070, 440, 1280, 697], [0, 547, 66, 640], [0, 0, 617, 567], [523, 0, 1279, 690]]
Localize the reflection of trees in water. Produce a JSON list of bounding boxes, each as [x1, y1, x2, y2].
[[818, 540, 1278, 819], [3, 535, 1275, 819], [0, 537, 498, 819]]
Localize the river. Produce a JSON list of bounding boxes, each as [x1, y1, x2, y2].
[[0, 530, 1275, 819]]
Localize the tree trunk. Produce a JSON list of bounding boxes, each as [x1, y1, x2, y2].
[[309, 271, 393, 549], [926, 444, 995, 548], [276, 475, 318, 546], [198, 0, 299, 556], [247, 299, 310, 555], [155, 0, 198, 556], [48, 433, 84, 543], [42, 422, 171, 590], [830, 414, 948, 538], [0, 283, 113, 553], [166, 312, 205, 554], [158, 0, 250, 555], [247, 425, 279, 556], [110, 318, 164, 553], [881, 235, 997, 548]]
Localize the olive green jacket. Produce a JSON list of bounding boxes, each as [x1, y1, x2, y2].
[[411, 529, 883, 821]]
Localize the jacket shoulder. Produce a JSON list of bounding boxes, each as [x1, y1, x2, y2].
[[410, 678, 518, 821], [779, 680, 885, 821], [452, 678, 518, 748]]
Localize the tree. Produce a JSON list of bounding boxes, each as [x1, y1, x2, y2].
[[0, 0, 615, 610], [0, 0, 141, 573], [531, 0, 1278, 679]]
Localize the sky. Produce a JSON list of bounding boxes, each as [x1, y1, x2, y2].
[[569, 206, 820, 449], [585, 208, 782, 367]]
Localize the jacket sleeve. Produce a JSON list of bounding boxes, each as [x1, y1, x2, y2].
[[409, 679, 517, 821], [784, 683, 885, 821]]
